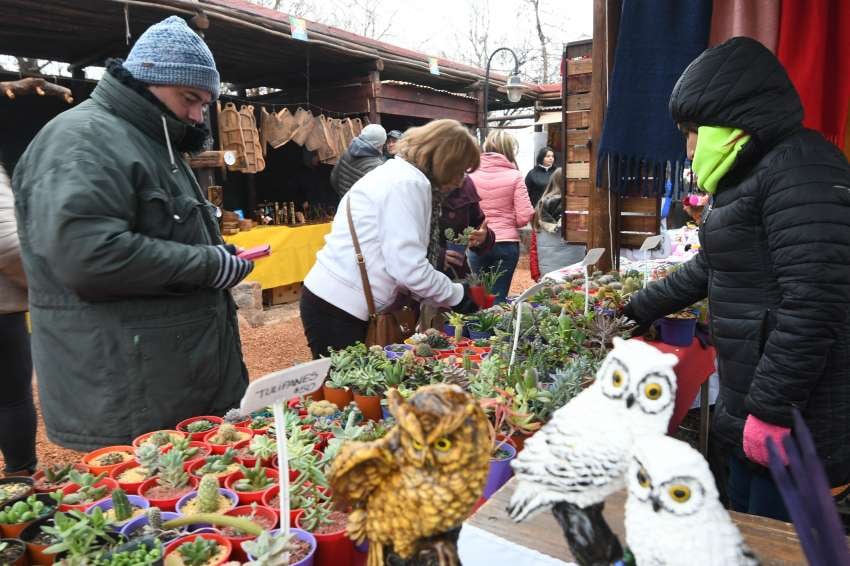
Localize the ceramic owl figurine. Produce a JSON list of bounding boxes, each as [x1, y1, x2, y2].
[[626, 435, 761, 565], [508, 337, 679, 565], [328, 383, 491, 566]]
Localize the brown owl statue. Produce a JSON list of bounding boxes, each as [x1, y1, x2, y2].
[[328, 383, 491, 566]]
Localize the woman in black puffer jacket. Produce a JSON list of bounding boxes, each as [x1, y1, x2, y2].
[[624, 37, 850, 521]]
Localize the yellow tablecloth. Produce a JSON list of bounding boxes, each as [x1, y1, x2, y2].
[[223, 223, 331, 289]]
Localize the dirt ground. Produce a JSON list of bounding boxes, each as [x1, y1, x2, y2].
[[4, 258, 534, 473]]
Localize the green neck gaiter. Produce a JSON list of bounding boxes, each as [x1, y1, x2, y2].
[[692, 126, 750, 194]]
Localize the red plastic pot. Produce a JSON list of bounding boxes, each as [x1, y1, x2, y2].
[[165, 532, 232, 566], [131, 429, 186, 450], [109, 460, 150, 495], [162, 441, 214, 471], [224, 468, 279, 505], [296, 512, 353, 566], [31, 464, 89, 494], [58, 477, 119, 513], [175, 416, 223, 442], [203, 427, 254, 455], [138, 476, 198, 512], [81, 445, 135, 477], [260, 486, 305, 527], [469, 285, 486, 308], [222, 505, 278, 562], [482, 294, 496, 308], [186, 459, 240, 487]]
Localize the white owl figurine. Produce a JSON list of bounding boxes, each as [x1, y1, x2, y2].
[[508, 337, 679, 521], [626, 435, 760, 566]]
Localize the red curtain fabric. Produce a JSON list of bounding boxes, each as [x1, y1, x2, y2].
[[709, 0, 780, 52], [777, 0, 850, 147], [529, 230, 541, 282]]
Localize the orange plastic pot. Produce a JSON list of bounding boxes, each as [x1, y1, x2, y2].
[[353, 394, 382, 422], [323, 385, 353, 410], [225, 468, 279, 505], [81, 445, 135, 477], [58, 477, 119, 513], [165, 533, 232, 566], [175, 416, 223, 442]]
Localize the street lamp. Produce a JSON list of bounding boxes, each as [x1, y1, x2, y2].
[[482, 47, 525, 140]]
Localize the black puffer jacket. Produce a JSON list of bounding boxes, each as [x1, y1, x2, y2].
[[626, 37, 850, 485], [330, 137, 384, 198]]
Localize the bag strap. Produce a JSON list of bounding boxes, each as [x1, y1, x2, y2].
[[346, 198, 377, 318]]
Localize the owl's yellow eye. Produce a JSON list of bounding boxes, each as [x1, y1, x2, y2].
[[411, 439, 424, 451], [669, 485, 691, 503], [612, 370, 624, 387], [434, 437, 452, 452], [644, 383, 663, 400], [637, 468, 650, 488]]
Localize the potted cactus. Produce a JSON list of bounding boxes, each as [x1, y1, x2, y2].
[[175, 475, 238, 516], [294, 493, 351, 566], [82, 445, 135, 477], [53, 471, 118, 513], [243, 529, 317, 566], [85, 488, 149, 527], [187, 449, 241, 487], [351, 367, 384, 422], [444, 227, 474, 257], [234, 435, 277, 469], [203, 424, 253, 455], [139, 450, 198, 512], [225, 462, 278, 505], [164, 533, 232, 566], [32, 464, 89, 494], [220, 504, 279, 562], [176, 416, 223, 442], [133, 429, 186, 450], [111, 443, 161, 495], [0, 538, 27, 566], [0, 493, 55, 538]]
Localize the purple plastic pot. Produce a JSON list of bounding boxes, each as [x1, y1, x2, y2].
[[443, 323, 469, 339], [445, 242, 467, 256], [120, 511, 183, 539], [482, 442, 516, 500], [467, 329, 492, 340], [85, 494, 150, 525], [245, 528, 317, 566], [658, 317, 697, 347], [175, 487, 239, 515], [355, 540, 369, 553], [384, 344, 412, 356]]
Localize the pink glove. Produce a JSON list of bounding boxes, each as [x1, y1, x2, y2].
[[743, 414, 791, 467]]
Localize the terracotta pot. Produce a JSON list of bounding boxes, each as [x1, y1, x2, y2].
[[305, 388, 324, 402], [186, 460, 240, 488], [138, 476, 198, 512], [164, 533, 232, 566], [110, 460, 149, 495], [353, 394, 382, 422], [203, 427, 254, 455], [0, 494, 55, 539], [81, 445, 135, 477], [20, 516, 57, 565], [31, 464, 89, 494], [0, 537, 27, 566], [224, 468, 279, 506], [222, 505, 278, 562], [175, 416, 223, 442], [131, 429, 186, 450], [322, 385, 353, 410], [58, 477, 119, 513]]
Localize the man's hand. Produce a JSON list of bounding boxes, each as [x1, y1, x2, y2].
[[468, 221, 488, 248], [444, 250, 466, 270]]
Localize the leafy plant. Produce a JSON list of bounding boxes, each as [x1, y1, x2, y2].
[[479, 261, 506, 295], [444, 226, 474, 246], [100, 541, 162, 566], [469, 309, 501, 333], [43, 508, 116, 560], [51, 471, 108, 506], [234, 462, 274, 492], [383, 362, 405, 389], [175, 537, 219, 566], [351, 366, 385, 397], [186, 420, 215, 434], [0, 494, 52, 524], [244, 530, 302, 566], [43, 464, 75, 485], [479, 388, 542, 454]]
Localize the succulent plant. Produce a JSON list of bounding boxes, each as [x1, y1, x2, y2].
[[176, 537, 219, 566], [52, 471, 108, 505], [307, 400, 338, 417], [110, 489, 133, 522], [0, 495, 52, 524], [169, 437, 200, 462], [197, 448, 236, 475], [211, 423, 242, 444], [197, 474, 221, 513], [96, 452, 126, 466], [146, 506, 162, 530], [157, 450, 190, 490], [414, 342, 434, 357], [248, 435, 277, 461], [43, 464, 74, 484], [234, 462, 274, 492], [244, 530, 301, 566], [135, 443, 161, 478], [223, 408, 246, 424], [440, 364, 470, 390], [145, 431, 173, 447], [186, 419, 215, 434]]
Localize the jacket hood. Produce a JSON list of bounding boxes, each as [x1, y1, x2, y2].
[[670, 36, 803, 151], [480, 152, 517, 171], [349, 136, 383, 158]]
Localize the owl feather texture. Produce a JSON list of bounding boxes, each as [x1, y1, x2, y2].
[[329, 383, 491, 566], [626, 435, 761, 566], [509, 337, 680, 521]]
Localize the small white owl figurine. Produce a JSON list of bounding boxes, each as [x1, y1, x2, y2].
[[509, 337, 679, 521], [626, 435, 760, 566]]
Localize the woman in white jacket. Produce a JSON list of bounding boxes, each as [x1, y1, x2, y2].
[[301, 119, 481, 357]]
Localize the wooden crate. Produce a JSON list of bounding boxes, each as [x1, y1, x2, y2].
[[262, 282, 303, 306]]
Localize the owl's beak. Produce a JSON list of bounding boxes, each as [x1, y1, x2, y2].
[[626, 394, 635, 409], [650, 495, 662, 513]]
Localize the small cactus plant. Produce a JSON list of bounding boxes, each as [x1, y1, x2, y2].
[[135, 443, 161, 478], [210, 424, 242, 444], [169, 437, 200, 462], [307, 400, 338, 417], [415, 342, 434, 357], [197, 474, 221, 513], [146, 506, 162, 530], [145, 430, 173, 447], [176, 537, 219, 566], [223, 408, 246, 424], [110, 488, 133, 522]]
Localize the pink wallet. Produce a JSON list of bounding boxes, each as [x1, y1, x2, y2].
[[237, 244, 271, 260]]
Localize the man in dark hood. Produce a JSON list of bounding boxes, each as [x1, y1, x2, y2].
[[330, 124, 386, 197], [625, 36, 850, 521]]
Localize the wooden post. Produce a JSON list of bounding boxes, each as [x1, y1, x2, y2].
[[560, 43, 568, 240], [368, 70, 381, 124], [587, 0, 621, 272]]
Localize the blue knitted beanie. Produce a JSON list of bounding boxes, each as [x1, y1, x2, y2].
[[124, 16, 220, 99]]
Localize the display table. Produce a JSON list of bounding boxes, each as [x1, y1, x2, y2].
[[223, 223, 331, 289], [459, 478, 812, 565]]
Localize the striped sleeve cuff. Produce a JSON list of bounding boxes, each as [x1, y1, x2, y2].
[[210, 245, 254, 289]]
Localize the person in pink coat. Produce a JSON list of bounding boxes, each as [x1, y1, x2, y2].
[[468, 131, 535, 302]]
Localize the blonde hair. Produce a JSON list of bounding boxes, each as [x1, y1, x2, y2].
[[532, 167, 564, 231], [396, 119, 481, 186], [482, 130, 518, 165]]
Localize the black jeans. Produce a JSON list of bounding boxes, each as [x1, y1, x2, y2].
[[300, 287, 369, 359], [0, 312, 37, 474], [727, 453, 790, 522]]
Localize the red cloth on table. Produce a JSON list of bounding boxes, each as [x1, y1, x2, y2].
[[529, 230, 541, 281], [633, 337, 716, 435], [777, 0, 850, 148]]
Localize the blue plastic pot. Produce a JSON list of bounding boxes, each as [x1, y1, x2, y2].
[[443, 323, 468, 339], [468, 329, 492, 340], [658, 316, 697, 347], [445, 242, 467, 256]]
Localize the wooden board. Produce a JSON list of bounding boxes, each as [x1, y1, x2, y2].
[[566, 179, 591, 197], [566, 74, 592, 95], [466, 478, 816, 566], [566, 128, 590, 146], [565, 162, 590, 179], [566, 111, 590, 130], [567, 146, 590, 163], [565, 213, 589, 231], [262, 282, 303, 306], [566, 229, 589, 243], [567, 58, 593, 76], [621, 196, 658, 214], [566, 93, 591, 112]]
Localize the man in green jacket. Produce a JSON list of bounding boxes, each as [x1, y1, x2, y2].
[[12, 16, 253, 450]]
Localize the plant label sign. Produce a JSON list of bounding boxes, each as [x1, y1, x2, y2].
[[239, 358, 331, 414], [581, 248, 605, 315], [639, 235, 664, 253]]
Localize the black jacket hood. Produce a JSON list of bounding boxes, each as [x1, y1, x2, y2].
[[670, 37, 803, 153]]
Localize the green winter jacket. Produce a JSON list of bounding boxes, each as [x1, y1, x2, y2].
[[12, 71, 248, 451]]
